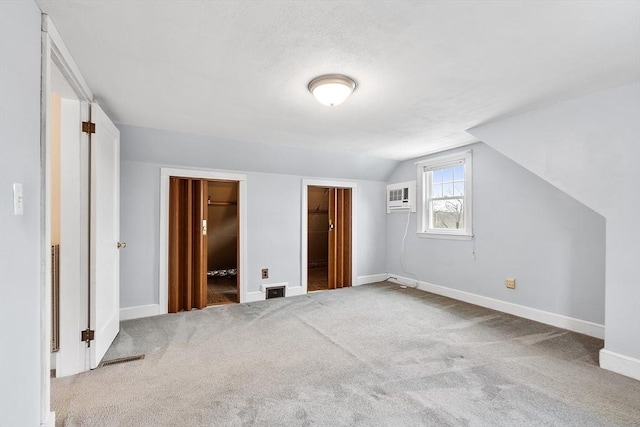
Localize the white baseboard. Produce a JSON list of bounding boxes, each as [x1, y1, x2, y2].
[[259, 282, 289, 293], [41, 411, 55, 427], [246, 282, 303, 303], [388, 275, 604, 339], [286, 285, 305, 297], [600, 349, 640, 380], [356, 274, 388, 286], [244, 291, 264, 303], [120, 304, 161, 321]]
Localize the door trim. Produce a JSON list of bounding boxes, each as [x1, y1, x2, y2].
[[301, 179, 357, 293], [159, 168, 247, 313], [40, 14, 94, 424]]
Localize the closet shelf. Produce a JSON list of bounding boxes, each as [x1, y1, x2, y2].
[[208, 201, 237, 206]]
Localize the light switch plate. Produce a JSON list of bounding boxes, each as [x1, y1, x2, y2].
[[13, 183, 23, 216]]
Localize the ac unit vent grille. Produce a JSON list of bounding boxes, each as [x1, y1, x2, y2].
[[389, 188, 404, 202]]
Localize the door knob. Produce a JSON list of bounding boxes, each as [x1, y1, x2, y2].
[[117, 242, 127, 249]]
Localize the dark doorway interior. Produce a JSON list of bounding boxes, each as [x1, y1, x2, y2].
[[206, 180, 239, 306]]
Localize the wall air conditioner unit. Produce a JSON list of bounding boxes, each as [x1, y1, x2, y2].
[[387, 181, 416, 213]]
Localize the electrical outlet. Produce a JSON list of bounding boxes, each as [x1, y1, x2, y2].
[[505, 277, 516, 289], [261, 268, 269, 279]]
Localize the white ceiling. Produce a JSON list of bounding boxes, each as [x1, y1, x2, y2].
[[36, 1, 640, 161]]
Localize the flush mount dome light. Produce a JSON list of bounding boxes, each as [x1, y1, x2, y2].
[[308, 74, 356, 107]]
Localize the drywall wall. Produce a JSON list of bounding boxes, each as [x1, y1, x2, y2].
[[119, 125, 390, 309], [387, 142, 605, 325], [468, 82, 640, 368], [0, 1, 44, 425], [120, 124, 398, 182]]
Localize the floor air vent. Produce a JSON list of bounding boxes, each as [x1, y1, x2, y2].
[[266, 286, 285, 299], [98, 354, 145, 368]]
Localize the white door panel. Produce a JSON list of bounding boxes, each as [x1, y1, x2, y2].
[[90, 102, 120, 369]]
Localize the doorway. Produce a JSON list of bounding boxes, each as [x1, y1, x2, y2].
[[48, 67, 88, 378], [206, 180, 239, 305], [167, 177, 240, 312], [307, 187, 330, 291], [44, 42, 121, 383], [306, 186, 353, 292]]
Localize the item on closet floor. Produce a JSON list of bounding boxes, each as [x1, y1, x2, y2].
[[207, 269, 238, 278]]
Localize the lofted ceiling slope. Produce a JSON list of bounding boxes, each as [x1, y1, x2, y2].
[[36, 1, 640, 161]]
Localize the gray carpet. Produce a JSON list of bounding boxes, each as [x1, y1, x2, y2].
[[52, 282, 640, 426]]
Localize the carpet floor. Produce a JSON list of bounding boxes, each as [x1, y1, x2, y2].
[[51, 282, 640, 426]]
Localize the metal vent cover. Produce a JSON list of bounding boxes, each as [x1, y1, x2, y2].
[[266, 286, 285, 299], [98, 354, 145, 368]]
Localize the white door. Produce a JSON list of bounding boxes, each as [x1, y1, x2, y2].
[[90, 102, 120, 368]]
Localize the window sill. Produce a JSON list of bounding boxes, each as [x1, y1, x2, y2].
[[417, 231, 473, 241]]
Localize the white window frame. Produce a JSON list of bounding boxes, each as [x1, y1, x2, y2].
[[416, 150, 473, 240]]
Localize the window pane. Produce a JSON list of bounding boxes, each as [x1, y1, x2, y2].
[[453, 181, 464, 196], [443, 182, 454, 197], [431, 199, 464, 230], [432, 169, 443, 184], [453, 165, 464, 181], [431, 183, 442, 198], [441, 167, 453, 182]]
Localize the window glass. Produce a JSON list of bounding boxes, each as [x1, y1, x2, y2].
[[417, 151, 472, 238], [433, 169, 443, 184], [442, 167, 453, 182], [431, 199, 465, 230], [432, 183, 442, 198]]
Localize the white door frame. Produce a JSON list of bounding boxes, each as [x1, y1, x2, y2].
[[40, 14, 94, 425], [301, 179, 358, 293], [159, 168, 248, 312]]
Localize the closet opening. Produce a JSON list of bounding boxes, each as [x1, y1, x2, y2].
[[306, 186, 352, 292], [307, 187, 330, 291], [168, 177, 239, 312], [206, 180, 239, 306]]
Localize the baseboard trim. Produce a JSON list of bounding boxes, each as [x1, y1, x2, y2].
[[259, 282, 289, 293], [41, 411, 55, 427], [119, 304, 161, 321], [246, 283, 303, 303], [599, 349, 640, 380], [356, 274, 388, 286], [244, 291, 264, 303], [286, 286, 305, 297], [388, 275, 604, 339]]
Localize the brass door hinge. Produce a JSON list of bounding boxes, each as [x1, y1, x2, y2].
[[81, 329, 95, 344], [82, 121, 96, 134]]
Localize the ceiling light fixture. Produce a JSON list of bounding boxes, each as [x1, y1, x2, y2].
[[308, 74, 356, 107]]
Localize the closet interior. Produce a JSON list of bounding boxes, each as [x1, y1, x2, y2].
[[307, 187, 330, 291], [206, 180, 239, 305]]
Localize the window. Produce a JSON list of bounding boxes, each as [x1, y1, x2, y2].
[[416, 150, 472, 239]]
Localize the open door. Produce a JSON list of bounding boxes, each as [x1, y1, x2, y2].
[[89, 102, 121, 369], [328, 188, 352, 289]]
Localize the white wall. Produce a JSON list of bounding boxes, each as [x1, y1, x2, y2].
[[119, 125, 392, 309], [0, 1, 45, 425], [468, 82, 640, 374], [120, 125, 398, 182], [387, 142, 605, 325]]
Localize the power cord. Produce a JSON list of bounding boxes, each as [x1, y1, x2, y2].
[[392, 209, 419, 289]]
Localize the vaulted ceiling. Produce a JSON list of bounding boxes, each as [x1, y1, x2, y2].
[[36, 1, 640, 160]]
